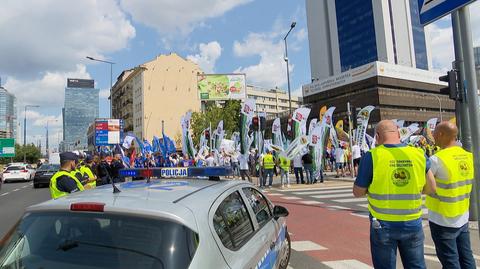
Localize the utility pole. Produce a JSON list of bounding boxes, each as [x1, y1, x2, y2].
[[347, 102, 354, 177]]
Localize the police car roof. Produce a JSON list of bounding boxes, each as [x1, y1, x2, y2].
[[26, 178, 247, 232]]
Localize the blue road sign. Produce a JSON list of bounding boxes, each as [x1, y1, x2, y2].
[[418, 0, 476, 25]]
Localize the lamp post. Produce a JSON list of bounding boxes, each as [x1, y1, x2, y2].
[[23, 105, 40, 162], [86, 56, 115, 118], [45, 119, 58, 156], [283, 22, 296, 116], [423, 93, 443, 121]]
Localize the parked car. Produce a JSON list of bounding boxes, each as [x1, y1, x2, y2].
[[0, 167, 291, 269], [2, 164, 35, 183], [33, 163, 60, 188]]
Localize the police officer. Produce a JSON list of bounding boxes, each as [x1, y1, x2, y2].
[[96, 153, 111, 185], [49, 152, 86, 199], [262, 150, 275, 188], [110, 153, 125, 183], [353, 120, 436, 269], [80, 155, 97, 189], [427, 122, 476, 268]]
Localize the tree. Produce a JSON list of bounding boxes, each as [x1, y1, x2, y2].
[[0, 144, 41, 164], [190, 100, 241, 146]]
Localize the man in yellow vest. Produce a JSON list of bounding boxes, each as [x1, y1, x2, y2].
[[353, 120, 436, 269], [49, 152, 86, 199], [427, 122, 476, 268], [279, 155, 291, 188], [79, 155, 97, 188], [262, 150, 275, 188]]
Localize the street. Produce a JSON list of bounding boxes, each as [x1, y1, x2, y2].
[[1, 176, 479, 269]]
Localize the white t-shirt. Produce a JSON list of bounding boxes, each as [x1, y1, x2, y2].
[[352, 145, 361, 159], [205, 156, 216, 167], [335, 148, 345, 163], [293, 155, 303, 168], [238, 154, 249, 170], [428, 154, 469, 228]]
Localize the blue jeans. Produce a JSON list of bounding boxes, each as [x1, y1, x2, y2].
[[262, 169, 273, 187], [294, 167, 304, 184], [370, 220, 426, 269], [304, 164, 314, 184], [429, 222, 476, 269]]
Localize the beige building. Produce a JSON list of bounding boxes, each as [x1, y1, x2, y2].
[[246, 85, 301, 119], [111, 53, 202, 141]]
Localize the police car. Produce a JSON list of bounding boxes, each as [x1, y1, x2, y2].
[[0, 167, 291, 269]]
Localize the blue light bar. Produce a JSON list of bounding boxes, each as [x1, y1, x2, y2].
[[119, 167, 233, 179]]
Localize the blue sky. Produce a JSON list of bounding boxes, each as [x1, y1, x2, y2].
[[0, 0, 479, 151]]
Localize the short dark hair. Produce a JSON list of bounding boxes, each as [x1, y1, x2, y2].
[[60, 159, 72, 168]]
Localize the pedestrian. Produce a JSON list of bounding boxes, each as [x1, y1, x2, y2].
[[238, 153, 252, 182], [352, 142, 361, 177], [426, 122, 476, 269], [181, 153, 194, 167], [302, 152, 314, 184], [279, 155, 291, 188], [231, 153, 240, 178], [205, 151, 216, 167], [96, 153, 112, 185], [335, 145, 345, 177], [249, 150, 256, 177], [262, 150, 275, 188], [293, 153, 304, 184], [353, 120, 436, 269], [79, 155, 97, 188], [110, 153, 125, 183], [49, 152, 86, 199]]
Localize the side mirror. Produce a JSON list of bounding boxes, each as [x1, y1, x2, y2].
[[273, 205, 289, 220]]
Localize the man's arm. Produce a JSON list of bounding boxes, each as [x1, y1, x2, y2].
[[353, 185, 368, 197], [352, 152, 373, 197], [423, 170, 436, 195], [57, 176, 81, 193]]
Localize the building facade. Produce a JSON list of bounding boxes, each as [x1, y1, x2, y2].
[[0, 86, 17, 139], [111, 53, 202, 141], [306, 0, 431, 81], [475, 46, 480, 87], [62, 79, 99, 150], [246, 85, 301, 119]]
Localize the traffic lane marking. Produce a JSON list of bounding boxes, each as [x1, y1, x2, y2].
[[312, 193, 353, 199], [12, 188, 20, 192], [0, 192, 9, 196], [300, 200, 324, 205], [323, 259, 373, 269], [269, 197, 372, 265], [332, 197, 368, 203], [291, 241, 327, 251], [277, 185, 353, 192], [293, 189, 353, 195]]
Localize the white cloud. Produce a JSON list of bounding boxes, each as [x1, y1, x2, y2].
[[120, 0, 252, 35], [187, 41, 222, 73], [0, 0, 135, 80], [99, 89, 111, 99]]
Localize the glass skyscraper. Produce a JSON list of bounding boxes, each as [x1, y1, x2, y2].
[[63, 79, 99, 150], [0, 87, 17, 139]]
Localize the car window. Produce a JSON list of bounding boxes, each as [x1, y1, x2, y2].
[[0, 212, 199, 269], [242, 187, 273, 227], [213, 191, 254, 250], [6, 166, 22, 171]]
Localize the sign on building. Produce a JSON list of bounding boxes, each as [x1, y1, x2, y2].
[[67, 78, 95, 88], [197, 73, 246, 101], [95, 119, 123, 146], [0, 138, 15, 157], [418, 0, 476, 25]]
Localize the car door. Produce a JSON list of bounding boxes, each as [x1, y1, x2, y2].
[[210, 186, 271, 269]]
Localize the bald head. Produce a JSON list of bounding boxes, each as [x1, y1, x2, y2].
[[375, 120, 400, 145], [433, 121, 458, 148]]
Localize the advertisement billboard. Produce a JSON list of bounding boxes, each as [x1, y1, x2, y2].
[[197, 73, 246, 101], [0, 138, 15, 157], [67, 78, 95, 88], [95, 119, 123, 146]]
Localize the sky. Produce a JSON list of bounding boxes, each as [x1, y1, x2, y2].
[[0, 0, 479, 152]]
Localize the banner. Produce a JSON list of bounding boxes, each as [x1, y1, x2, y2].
[[335, 120, 349, 142], [400, 123, 420, 143], [308, 119, 318, 135], [292, 107, 311, 139], [122, 134, 135, 149], [197, 73, 246, 100], [181, 112, 196, 157], [319, 107, 335, 153], [319, 106, 327, 122], [240, 99, 256, 154], [309, 124, 324, 172], [354, 106, 375, 148], [281, 135, 310, 160], [214, 120, 225, 152], [272, 118, 284, 150], [424, 118, 437, 143]]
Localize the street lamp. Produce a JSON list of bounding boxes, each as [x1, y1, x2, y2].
[[45, 119, 58, 156], [23, 104, 40, 163], [422, 93, 443, 121], [86, 56, 115, 117], [284, 21, 296, 116]]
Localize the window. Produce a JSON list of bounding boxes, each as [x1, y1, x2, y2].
[[242, 187, 273, 227], [213, 191, 254, 250]]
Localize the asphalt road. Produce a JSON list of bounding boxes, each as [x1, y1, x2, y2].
[[0, 180, 51, 237]]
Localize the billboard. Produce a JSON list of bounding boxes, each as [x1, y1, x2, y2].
[[67, 78, 95, 88], [95, 119, 123, 146], [197, 73, 246, 101], [0, 138, 15, 157]]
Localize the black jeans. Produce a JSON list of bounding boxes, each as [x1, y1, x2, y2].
[[294, 167, 304, 184]]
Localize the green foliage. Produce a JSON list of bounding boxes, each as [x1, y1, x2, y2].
[[0, 144, 41, 164], [190, 100, 242, 145]]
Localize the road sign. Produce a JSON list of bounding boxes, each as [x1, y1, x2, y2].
[[0, 138, 15, 157], [418, 0, 476, 25], [94, 119, 124, 146]]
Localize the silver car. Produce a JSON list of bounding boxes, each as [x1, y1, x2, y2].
[[0, 167, 291, 269]]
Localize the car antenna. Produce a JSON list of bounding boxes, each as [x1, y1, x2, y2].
[[105, 167, 121, 193]]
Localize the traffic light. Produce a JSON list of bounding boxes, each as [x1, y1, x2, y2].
[[252, 116, 259, 131], [439, 70, 458, 100]]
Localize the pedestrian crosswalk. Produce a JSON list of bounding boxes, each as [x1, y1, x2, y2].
[[268, 184, 430, 219]]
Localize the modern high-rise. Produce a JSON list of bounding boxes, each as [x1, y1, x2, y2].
[[475, 46, 480, 87], [306, 0, 431, 81], [0, 86, 17, 139], [62, 78, 99, 150]]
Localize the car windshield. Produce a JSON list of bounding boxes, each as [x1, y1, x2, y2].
[[0, 212, 199, 269], [38, 164, 60, 171], [6, 166, 23, 171]]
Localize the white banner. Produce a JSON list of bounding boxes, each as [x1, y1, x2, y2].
[[354, 106, 375, 148]]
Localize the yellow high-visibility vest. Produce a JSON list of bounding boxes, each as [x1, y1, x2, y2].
[[263, 154, 275, 169], [80, 165, 96, 188], [50, 170, 84, 199], [368, 145, 426, 221], [279, 156, 290, 171], [426, 146, 473, 218]]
